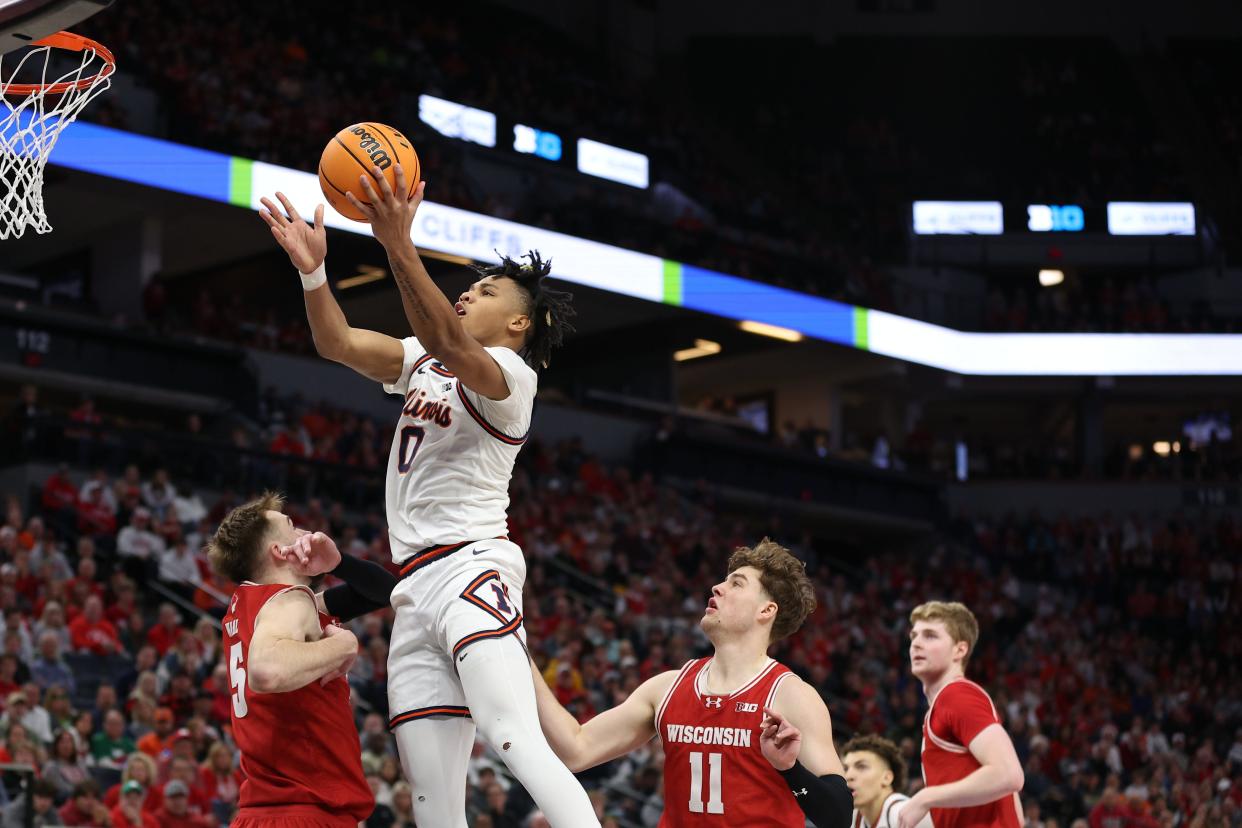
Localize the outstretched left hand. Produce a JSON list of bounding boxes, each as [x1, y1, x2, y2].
[[760, 706, 801, 771], [347, 164, 425, 251]]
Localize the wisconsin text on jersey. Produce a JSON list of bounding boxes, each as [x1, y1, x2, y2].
[[664, 723, 754, 747]]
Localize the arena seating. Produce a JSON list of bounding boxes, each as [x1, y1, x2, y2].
[[74, 3, 1222, 324], [0, 383, 1238, 826]]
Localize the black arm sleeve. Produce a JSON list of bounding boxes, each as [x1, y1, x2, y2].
[[322, 584, 386, 622], [331, 553, 398, 606], [321, 555, 398, 621], [777, 763, 853, 828]]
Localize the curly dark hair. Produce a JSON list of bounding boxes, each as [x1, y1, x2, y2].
[[470, 250, 575, 369], [726, 538, 817, 642], [841, 734, 908, 793]]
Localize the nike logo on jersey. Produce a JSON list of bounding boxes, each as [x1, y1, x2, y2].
[[458, 652, 468, 662], [428, 361, 456, 378], [472, 548, 490, 555]]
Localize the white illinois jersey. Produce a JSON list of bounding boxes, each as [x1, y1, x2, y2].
[[851, 793, 933, 828], [382, 336, 536, 558]]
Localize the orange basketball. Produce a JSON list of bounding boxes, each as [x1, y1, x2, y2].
[[318, 122, 421, 222]]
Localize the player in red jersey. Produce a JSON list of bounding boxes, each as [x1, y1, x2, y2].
[[532, 539, 854, 828], [896, 601, 1025, 828], [207, 492, 398, 827]]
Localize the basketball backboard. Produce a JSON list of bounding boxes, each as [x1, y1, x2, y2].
[[0, 0, 111, 54]]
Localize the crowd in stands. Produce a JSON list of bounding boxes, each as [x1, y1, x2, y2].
[[76, 0, 866, 308], [1175, 40, 1242, 240], [685, 393, 1242, 485], [74, 1, 1223, 328], [0, 380, 1240, 826], [979, 277, 1233, 335], [7, 377, 1240, 540]]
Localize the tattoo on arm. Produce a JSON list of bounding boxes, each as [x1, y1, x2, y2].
[[391, 261, 432, 322]]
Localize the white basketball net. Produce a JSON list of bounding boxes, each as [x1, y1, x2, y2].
[[1, 38, 113, 240]]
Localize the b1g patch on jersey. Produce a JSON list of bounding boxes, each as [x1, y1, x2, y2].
[[736, 701, 759, 713]]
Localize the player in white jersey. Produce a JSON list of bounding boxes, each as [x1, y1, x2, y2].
[[258, 164, 599, 828], [841, 735, 932, 828]]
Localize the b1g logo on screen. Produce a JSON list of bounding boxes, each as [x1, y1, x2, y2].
[[1027, 204, 1084, 232]]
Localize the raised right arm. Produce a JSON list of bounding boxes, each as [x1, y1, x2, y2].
[[302, 284, 406, 384], [531, 662, 675, 772], [260, 193, 405, 384]]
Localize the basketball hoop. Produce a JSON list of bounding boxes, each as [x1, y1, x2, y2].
[[1, 30, 114, 239]]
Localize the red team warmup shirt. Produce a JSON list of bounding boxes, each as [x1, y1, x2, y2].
[[656, 657, 806, 827], [921, 678, 1023, 828], [222, 583, 372, 825]]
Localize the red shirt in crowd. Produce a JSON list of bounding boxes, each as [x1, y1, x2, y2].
[[0, 678, 20, 701], [199, 766, 242, 806], [268, 430, 306, 456], [106, 595, 139, 627], [1088, 798, 1132, 828], [153, 808, 214, 828], [66, 576, 105, 603], [69, 614, 122, 655], [147, 623, 181, 656], [58, 799, 109, 827], [76, 497, 117, 535], [41, 472, 78, 511], [109, 804, 159, 828]]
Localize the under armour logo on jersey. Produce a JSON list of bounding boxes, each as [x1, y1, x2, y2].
[[736, 702, 758, 713], [704, 697, 722, 709]]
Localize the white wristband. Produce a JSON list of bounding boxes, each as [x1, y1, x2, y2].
[[300, 261, 327, 291]]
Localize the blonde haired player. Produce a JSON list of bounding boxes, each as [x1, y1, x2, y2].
[[532, 539, 854, 828], [840, 735, 931, 828], [898, 601, 1024, 828], [258, 164, 598, 827]]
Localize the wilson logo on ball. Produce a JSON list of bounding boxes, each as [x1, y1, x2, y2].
[[348, 127, 393, 170], [320, 122, 420, 223]]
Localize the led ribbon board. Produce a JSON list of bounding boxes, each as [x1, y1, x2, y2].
[[43, 120, 1242, 376], [417, 94, 496, 148]]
